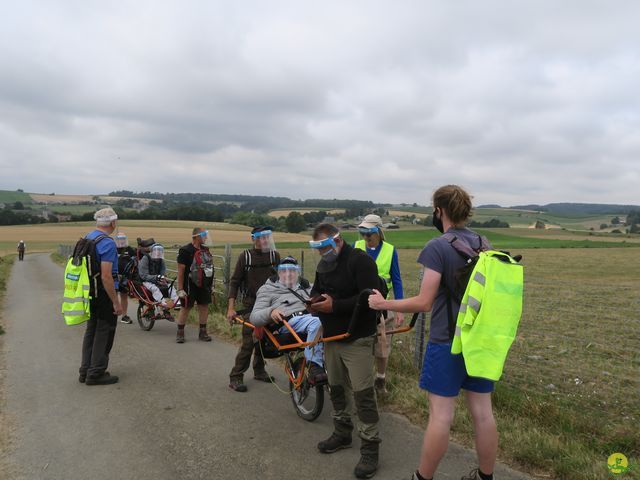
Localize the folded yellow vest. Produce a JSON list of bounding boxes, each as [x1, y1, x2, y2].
[[451, 250, 524, 381]]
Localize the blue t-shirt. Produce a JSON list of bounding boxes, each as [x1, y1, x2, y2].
[[86, 230, 118, 289], [417, 227, 490, 344]]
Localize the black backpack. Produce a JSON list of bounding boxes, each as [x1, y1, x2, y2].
[[70, 234, 109, 297]]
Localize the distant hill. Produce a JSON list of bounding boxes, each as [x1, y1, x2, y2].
[[510, 203, 640, 215]]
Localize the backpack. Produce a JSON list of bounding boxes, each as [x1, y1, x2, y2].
[[444, 233, 524, 381], [239, 249, 278, 297], [440, 232, 491, 340], [61, 234, 108, 325], [189, 246, 214, 288]]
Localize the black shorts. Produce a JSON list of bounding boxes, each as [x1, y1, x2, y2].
[[184, 282, 212, 308]]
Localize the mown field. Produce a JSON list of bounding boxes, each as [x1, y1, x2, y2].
[[0, 220, 309, 255]]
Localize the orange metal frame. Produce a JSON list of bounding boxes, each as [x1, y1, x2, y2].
[[233, 315, 413, 352]]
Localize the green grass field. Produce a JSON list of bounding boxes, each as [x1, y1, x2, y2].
[[0, 190, 32, 205]]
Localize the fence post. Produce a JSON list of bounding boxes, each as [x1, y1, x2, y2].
[[224, 243, 232, 299], [300, 249, 305, 278], [413, 268, 426, 369]]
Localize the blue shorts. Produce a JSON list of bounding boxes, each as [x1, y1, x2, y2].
[[419, 342, 494, 397]]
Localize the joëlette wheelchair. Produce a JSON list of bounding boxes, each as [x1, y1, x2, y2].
[[234, 289, 417, 422], [128, 278, 178, 331]]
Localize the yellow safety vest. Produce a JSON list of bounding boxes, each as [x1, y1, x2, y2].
[[61, 257, 91, 325], [451, 250, 524, 381], [355, 239, 394, 298]]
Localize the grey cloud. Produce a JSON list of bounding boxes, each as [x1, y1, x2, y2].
[[1, 0, 640, 206]]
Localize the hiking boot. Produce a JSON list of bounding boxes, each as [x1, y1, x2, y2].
[[85, 373, 119, 385], [461, 468, 489, 480], [79, 370, 109, 383], [355, 440, 379, 478], [374, 376, 388, 395], [253, 372, 274, 383], [176, 329, 185, 343], [309, 362, 328, 385], [229, 378, 248, 392], [198, 330, 212, 342], [317, 433, 352, 453], [120, 315, 133, 324]]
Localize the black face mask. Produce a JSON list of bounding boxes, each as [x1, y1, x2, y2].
[[432, 209, 444, 233]]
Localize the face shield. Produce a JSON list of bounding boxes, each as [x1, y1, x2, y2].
[[194, 230, 213, 247], [115, 233, 128, 249], [150, 244, 165, 260], [309, 233, 341, 272], [252, 230, 275, 253], [277, 263, 300, 289], [358, 226, 382, 245]]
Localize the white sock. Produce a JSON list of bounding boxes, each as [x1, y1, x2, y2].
[[376, 373, 386, 379]]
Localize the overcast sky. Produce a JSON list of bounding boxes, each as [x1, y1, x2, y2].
[[0, 1, 638, 206]]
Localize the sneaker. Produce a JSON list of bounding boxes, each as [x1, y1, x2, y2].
[[354, 452, 379, 478], [317, 433, 352, 453], [120, 315, 133, 324], [308, 362, 328, 385], [253, 372, 274, 383], [461, 468, 488, 480], [374, 376, 388, 395], [176, 330, 185, 343], [85, 372, 119, 385], [229, 378, 248, 392], [198, 330, 212, 342], [163, 310, 175, 322]]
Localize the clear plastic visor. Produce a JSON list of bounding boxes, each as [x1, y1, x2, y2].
[[252, 230, 275, 253], [277, 264, 300, 288], [150, 244, 165, 260]]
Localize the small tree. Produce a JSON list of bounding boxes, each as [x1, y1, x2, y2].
[[600, 223, 608, 230], [285, 211, 306, 233], [611, 216, 620, 225], [13, 201, 24, 210]]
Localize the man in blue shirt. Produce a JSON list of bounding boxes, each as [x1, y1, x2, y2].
[[79, 208, 123, 386], [354, 214, 404, 395]]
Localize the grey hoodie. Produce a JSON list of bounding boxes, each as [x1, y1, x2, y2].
[[249, 277, 312, 327]]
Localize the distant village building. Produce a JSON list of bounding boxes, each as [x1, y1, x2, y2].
[[322, 216, 336, 224], [55, 214, 72, 222], [383, 223, 400, 229]]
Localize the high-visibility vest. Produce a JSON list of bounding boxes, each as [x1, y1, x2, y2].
[[451, 250, 524, 381], [61, 257, 91, 325], [355, 240, 394, 297]]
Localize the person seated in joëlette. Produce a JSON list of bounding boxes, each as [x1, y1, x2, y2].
[[249, 256, 327, 384]]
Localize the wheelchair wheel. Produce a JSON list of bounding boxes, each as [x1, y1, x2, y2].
[[288, 355, 324, 422], [137, 302, 155, 331]]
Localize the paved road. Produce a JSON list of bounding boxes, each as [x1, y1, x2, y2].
[[0, 254, 531, 480]]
